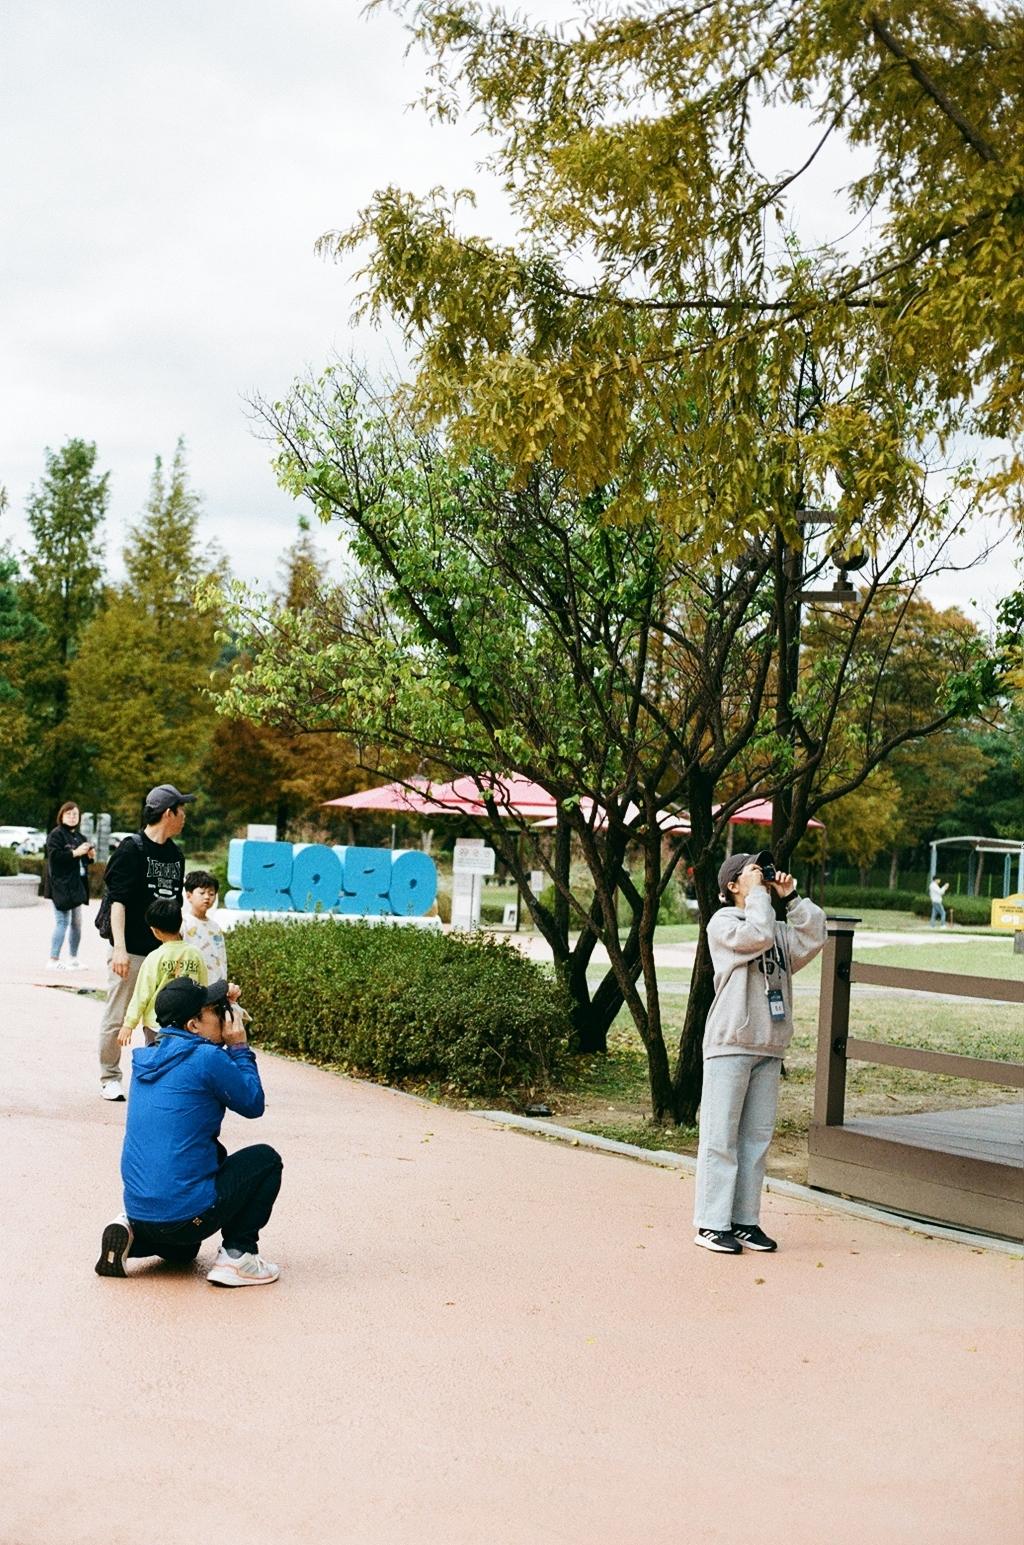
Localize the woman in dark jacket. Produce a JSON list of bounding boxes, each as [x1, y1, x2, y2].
[[45, 801, 94, 970]]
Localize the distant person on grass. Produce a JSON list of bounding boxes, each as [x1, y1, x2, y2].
[[95, 975, 283, 1288], [44, 801, 94, 971], [96, 784, 193, 1102], [117, 898, 209, 1048], [929, 876, 949, 928], [693, 854, 826, 1256]]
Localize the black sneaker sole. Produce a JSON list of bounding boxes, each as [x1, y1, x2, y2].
[[694, 1232, 743, 1254], [95, 1221, 132, 1277], [733, 1235, 777, 1252]]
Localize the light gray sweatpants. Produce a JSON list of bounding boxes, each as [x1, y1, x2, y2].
[[693, 1054, 782, 1231], [97, 952, 145, 1087]]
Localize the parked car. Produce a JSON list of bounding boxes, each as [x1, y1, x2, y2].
[[0, 825, 45, 853]]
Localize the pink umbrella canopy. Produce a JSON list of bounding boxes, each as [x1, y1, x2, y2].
[[323, 779, 451, 815], [324, 774, 558, 820], [715, 798, 825, 830], [533, 798, 690, 834]]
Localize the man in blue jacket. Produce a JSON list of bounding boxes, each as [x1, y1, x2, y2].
[[95, 976, 283, 1288]]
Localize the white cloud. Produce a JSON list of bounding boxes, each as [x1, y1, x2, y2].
[[1, 0, 1016, 623]]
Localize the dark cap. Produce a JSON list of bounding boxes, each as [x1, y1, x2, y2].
[[144, 784, 196, 815], [155, 976, 229, 1027], [717, 852, 755, 900]]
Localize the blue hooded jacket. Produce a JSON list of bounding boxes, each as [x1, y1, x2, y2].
[[121, 1026, 265, 1223]]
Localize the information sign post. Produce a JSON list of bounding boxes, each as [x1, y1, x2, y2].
[[451, 839, 496, 930]]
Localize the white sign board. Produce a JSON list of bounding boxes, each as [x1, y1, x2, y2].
[[450, 870, 481, 930], [246, 823, 278, 842], [453, 838, 496, 876]]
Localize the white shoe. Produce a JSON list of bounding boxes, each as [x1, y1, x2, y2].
[[206, 1248, 280, 1287], [95, 1213, 134, 1277], [66, 958, 84, 971], [45, 959, 65, 971], [100, 1082, 125, 1101]]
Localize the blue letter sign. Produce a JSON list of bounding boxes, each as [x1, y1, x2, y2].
[[225, 840, 437, 917]]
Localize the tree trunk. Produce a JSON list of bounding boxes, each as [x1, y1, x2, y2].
[[858, 862, 869, 886], [888, 849, 899, 889], [670, 781, 720, 1124]]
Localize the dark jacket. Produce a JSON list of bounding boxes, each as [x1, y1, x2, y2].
[[121, 1027, 265, 1223], [44, 825, 91, 911]]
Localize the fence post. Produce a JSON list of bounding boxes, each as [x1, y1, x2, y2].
[[813, 919, 857, 1128]]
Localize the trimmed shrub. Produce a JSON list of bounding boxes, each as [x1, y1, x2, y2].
[[911, 893, 992, 927], [0, 847, 20, 876], [822, 885, 920, 912], [226, 918, 569, 1096]]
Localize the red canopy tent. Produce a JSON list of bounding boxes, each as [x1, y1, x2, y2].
[[715, 798, 825, 830], [325, 775, 558, 821], [533, 798, 690, 834]]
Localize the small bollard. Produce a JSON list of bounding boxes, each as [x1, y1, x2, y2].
[[1014, 930, 1024, 955]]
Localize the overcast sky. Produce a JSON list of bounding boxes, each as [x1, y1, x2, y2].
[[1, 0, 1015, 617]]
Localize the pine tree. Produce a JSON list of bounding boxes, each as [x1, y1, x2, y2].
[[67, 440, 222, 821], [14, 440, 108, 810]]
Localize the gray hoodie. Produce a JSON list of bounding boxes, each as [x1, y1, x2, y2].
[[703, 886, 827, 1059]]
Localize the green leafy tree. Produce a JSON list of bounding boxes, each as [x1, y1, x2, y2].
[[331, 0, 1023, 530], [208, 524, 376, 838], [0, 536, 43, 816], [205, 368, 1001, 1120], [14, 439, 108, 809], [67, 441, 222, 822]]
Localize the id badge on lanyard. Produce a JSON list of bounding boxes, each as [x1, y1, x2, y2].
[[761, 941, 788, 1021], [766, 986, 787, 1021]]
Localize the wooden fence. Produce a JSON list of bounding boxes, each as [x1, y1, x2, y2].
[[808, 920, 1024, 1239]]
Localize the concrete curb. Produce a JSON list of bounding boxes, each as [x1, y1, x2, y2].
[[472, 1111, 1024, 1258]]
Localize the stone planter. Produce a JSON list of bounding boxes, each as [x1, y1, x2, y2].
[[0, 873, 42, 908]]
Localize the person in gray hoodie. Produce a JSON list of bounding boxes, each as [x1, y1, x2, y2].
[[693, 852, 826, 1254]]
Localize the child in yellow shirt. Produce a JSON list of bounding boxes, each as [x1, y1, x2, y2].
[[118, 899, 208, 1047]]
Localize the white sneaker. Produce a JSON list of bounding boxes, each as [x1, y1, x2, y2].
[[45, 959, 65, 971], [100, 1082, 125, 1101], [95, 1213, 134, 1277], [66, 958, 84, 971], [206, 1247, 280, 1287]]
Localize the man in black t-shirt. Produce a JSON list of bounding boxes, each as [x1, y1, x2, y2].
[[98, 784, 195, 1100]]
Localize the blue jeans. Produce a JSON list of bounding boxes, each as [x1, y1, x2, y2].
[[50, 903, 83, 959], [694, 1054, 782, 1231], [930, 901, 946, 927]]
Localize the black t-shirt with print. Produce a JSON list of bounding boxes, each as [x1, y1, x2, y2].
[[102, 832, 185, 956]]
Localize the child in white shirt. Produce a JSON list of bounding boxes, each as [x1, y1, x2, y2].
[[182, 870, 248, 1031]]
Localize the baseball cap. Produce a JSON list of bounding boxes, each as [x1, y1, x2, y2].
[[717, 852, 755, 899], [155, 976, 229, 1027], [145, 784, 197, 814]]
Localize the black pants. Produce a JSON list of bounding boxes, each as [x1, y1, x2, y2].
[[128, 1144, 283, 1260]]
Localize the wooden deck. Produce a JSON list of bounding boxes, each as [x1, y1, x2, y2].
[[846, 1102, 1024, 1165], [809, 1102, 1024, 1239], [808, 923, 1024, 1240]]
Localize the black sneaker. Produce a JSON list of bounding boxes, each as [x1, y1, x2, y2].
[[732, 1223, 778, 1252], [95, 1214, 134, 1277], [694, 1228, 743, 1254]]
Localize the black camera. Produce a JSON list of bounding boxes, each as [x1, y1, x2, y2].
[[755, 849, 777, 884]]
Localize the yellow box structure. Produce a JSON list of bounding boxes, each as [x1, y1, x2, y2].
[[990, 892, 1024, 931]]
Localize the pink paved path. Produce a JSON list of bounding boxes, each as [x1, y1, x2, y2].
[[1, 902, 1022, 1544]]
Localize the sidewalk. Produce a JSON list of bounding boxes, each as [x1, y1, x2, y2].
[[1, 899, 1021, 1545]]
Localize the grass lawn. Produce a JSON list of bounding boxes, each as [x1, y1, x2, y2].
[[547, 989, 1023, 1186]]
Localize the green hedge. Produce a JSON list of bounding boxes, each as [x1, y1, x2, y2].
[[0, 847, 21, 876], [820, 883, 993, 926], [911, 893, 992, 926], [822, 885, 921, 912], [226, 918, 569, 1096]]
